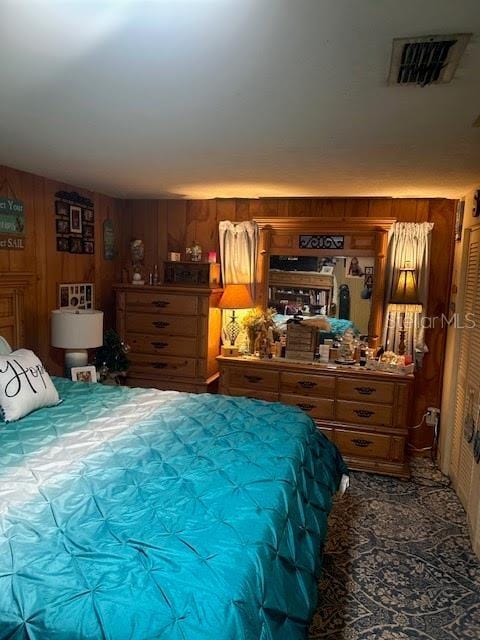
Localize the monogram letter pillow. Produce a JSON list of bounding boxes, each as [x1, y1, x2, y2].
[[0, 349, 60, 422]]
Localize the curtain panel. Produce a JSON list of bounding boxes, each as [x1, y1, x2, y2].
[[218, 220, 259, 293], [382, 222, 434, 364]]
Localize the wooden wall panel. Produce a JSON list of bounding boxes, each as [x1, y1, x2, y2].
[[124, 195, 456, 451], [0, 164, 124, 374]]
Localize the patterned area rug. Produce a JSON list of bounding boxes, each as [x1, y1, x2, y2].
[[309, 460, 480, 639]]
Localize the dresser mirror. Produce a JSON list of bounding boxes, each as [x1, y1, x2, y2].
[[255, 217, 394, 346], [268, 254, 374, 337]]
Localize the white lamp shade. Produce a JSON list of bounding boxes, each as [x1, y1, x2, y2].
[[51, 310, 104, 349]]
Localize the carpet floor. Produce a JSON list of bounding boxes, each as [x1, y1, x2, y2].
[[309, 460, 480, 639]]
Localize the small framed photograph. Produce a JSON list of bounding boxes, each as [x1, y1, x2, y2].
[[320, 265, 334, 276], [83, 240, 94, 254], [70, 205, 82, 234], [56, 218, 70, 234], [71, 365, 97, 383], [57, 237, 69, 252], [83, 208, 94, 223], [70, 237, 83, 253], [55, 200, 69, 216], [59, 285, 69, 307], [83, 224, 94, 239]]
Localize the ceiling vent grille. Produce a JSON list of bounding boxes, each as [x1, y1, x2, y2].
[[388, 34, 471, 86]]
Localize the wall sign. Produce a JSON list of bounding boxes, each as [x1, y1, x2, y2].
[[0, 197, 25, 250], [103, 219, 116, 260], [299, 234, 344, 250]]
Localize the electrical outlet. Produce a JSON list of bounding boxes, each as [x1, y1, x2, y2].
[[426, 407, 440, 426]]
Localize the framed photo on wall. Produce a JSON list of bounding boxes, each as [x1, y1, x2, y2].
[[58, 283, 94, 310], [70, 205, 82, 234]]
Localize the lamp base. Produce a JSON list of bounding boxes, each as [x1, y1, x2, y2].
[[65, 349, 89, 378]]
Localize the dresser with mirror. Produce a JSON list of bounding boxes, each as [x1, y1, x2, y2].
[[218, 217, 413, 478]]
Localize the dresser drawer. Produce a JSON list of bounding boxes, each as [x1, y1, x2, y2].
[[335, 429, 392, 459], [127, 333, 197, 357], [225, 387, 279, 402], [336, 400, 392, 427], [337, 377, 394, 404], [126, 313, 198, 337], [126, 292, 198, 315], [281, 372, 334, 398], [226, 367, 279, 392], [129, 353, 197, 378], [280, 394, 334, 420]]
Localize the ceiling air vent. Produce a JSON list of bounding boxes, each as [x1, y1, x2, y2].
[[388, 34, 471, 86]]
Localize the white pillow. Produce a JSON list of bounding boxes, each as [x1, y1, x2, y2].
[[0, 336, 12, 355], [0, 349, 60, 422]]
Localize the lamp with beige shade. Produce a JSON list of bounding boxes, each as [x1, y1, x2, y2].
[[388, 264, 422, 356], [218, 284, 254, 356]]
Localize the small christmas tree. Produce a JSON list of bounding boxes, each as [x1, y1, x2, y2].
[[95, 329, 130, 374]]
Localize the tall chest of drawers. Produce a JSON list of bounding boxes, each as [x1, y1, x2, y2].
[[218, 356, 413, 478], [115, 285, 222, 393]]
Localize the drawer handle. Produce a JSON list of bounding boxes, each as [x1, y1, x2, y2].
[[298, 380, 317, 389], [151, 341, 168, 349], [151, 361, 168, 369], [153, 321, 170, 329], [352, 438, 373, 448], [354, 386, 375, 395], [297, 403, 315, 412], [354, 409, 375, 418], [244, 375, 262, 383], [152, 300, 170, 308], [151, 361, 187, 370]]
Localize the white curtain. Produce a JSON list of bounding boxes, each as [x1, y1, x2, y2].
[[218, 220, 259, 292], [382, 222, 434, 364]]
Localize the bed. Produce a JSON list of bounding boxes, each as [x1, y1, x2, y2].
[[273, 313, 359, 339], [0, 378, 346, 640]]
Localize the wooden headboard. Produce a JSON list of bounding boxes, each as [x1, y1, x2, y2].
[[0, 273, 34, 350]]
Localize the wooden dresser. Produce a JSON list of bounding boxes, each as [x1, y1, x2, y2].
[[115, 285, 222, 393], [218, 356, 413, 478]]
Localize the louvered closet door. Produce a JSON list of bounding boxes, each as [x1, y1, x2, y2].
[[450, 228, 480, 517]]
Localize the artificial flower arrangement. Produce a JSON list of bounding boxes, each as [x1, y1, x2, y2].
[[242, 308, 277, 356]]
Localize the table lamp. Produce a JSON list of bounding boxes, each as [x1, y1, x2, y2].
[[51, 309, 104, 375], [218, 284, 254, 354], [388, 265, 422, 356]]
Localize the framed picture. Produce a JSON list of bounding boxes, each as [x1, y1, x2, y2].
[[58, 283, 94, 309], [55, 200, 69, 216], [70, 205, 82, 234], [69, 237, 83, 253], [56, 218, 69, 234], [56, 237, 69, 252], [346, 256, 375, 278], [83, 208, 94, 223], [320, 265, 334, 275], [71, 365, 97, 383], [83, 240, 94, 254], [83, 224, 94, 239]]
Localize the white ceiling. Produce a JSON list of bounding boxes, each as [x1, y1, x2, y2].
[[1, 0, 480, 199]]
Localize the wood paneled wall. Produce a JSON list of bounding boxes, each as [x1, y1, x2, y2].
[[124, 196, 456, 451], [0, 160, 455, 451], [0, 164, 125, 374]]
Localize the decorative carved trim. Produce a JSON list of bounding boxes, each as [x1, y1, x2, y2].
[[255, 217, 395, 232], [299, 234, 344, 250]]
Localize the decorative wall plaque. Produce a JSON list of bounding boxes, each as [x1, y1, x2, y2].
[[299, 234, 344, 250], [0, 197, 25, 250]]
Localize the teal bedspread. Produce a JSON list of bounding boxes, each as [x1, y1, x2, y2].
[[0, 379, 346, 639]]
